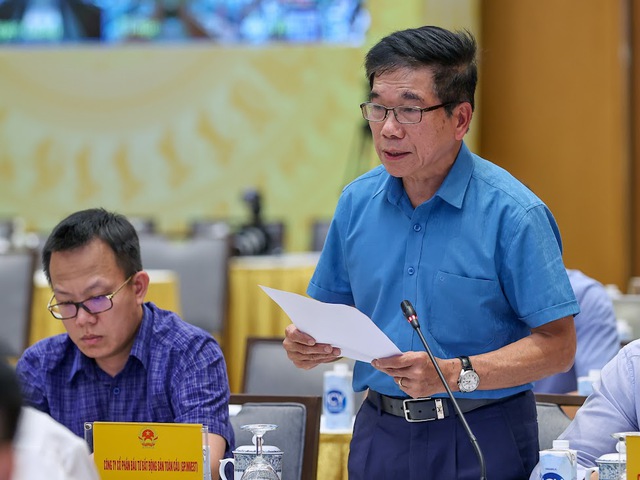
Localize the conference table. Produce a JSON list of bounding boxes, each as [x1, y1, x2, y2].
[[318, 431, 352, 479], [224, 251, 320, 393], [29, 269, 181, 345]]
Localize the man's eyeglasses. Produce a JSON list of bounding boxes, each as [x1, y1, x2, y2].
[[360, 101, 458, 124], [47, 275, 134, 320]]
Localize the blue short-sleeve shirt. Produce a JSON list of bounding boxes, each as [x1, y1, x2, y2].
[[308, 143, 579, 399], [16, 302, 234, 456]]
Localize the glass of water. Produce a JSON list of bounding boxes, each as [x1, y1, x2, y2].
[[239, 424, 279, 480]]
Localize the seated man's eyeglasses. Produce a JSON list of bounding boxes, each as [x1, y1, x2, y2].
[[47, 275, 134, 320], [360, 101, 458, 124]]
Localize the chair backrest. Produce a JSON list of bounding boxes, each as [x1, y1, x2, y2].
[[139, 235, 231, 336], [128, 216, 157, 236], [534, 394, 586, 450], [0, 249, 36, 357], [535, 402, 572, 450], [229, 394, 321, 480], [310, 219, 331, 252], [242, 336, 356, 397], [0, 218, 14, 240], [262, 221, 286, 254], [189, 219, 233, 240], [535, 392, 587, 420]]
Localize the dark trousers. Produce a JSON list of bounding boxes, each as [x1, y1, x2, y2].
[[348, 390, 539, 480]]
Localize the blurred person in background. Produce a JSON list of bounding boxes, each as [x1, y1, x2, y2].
[[283, 25, 578, 479], [15, 208, 234, 479], [534, 268, 620, 394]]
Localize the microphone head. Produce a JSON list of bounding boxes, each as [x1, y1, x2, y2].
[[400, 300, 416, 319]]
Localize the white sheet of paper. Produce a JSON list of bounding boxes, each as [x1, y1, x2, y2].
[[260, 285, 402, 363]]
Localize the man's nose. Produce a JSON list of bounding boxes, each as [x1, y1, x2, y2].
[[380, 112, 405, 136], [73, 306, 97, 326]]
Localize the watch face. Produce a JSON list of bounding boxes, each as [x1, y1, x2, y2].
[[459, 370, 480, 392]]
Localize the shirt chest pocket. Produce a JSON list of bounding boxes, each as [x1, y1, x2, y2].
[[428, 271, 506, 353]]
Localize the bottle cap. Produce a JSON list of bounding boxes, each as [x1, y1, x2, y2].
[[605, 284, 622, 299], [333, 363, 349, 374], [552, 439, 570, 450], [588, 369, 601, 381]]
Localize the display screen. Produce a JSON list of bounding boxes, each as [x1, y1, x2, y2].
[[0, 0, 370, 45]]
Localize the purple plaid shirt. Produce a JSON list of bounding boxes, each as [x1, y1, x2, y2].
[[16, 302, 234, 456]]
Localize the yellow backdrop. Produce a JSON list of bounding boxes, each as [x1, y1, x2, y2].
[[0, 1, 478, 251]]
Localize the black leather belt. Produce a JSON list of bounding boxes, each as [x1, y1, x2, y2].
[[367, 390, 502, 423]]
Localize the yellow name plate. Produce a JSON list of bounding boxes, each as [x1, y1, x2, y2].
[[627, 434, 640, 479], [91, 422, 203, 479]]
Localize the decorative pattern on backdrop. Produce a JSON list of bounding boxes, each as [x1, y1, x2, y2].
[[0, 0, 478, 251]]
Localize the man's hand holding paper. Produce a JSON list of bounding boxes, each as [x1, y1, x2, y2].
[[283, 323, 343, 369], [261, 286, 402, 364]]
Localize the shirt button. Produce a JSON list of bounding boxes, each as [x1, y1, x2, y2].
[[407, 267, 415, 275], [413, 224, 422, 232], [113, 387, 120, 395]]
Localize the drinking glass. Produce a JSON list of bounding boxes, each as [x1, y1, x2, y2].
[[240, 424, 279, 480], [609, 432, 629, 480], [202, 425, 212, 480]]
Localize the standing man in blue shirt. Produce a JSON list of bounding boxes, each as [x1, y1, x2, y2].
[[283, 25, 579, 479], [16, 208, 234, 479]]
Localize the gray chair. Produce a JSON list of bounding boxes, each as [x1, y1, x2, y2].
[[535, 402, 572, 450], [242, 336, 357, 397], [128, 216, 157, 236], [139, 235, 231, 338], [0, 218, 14, 242], [229, 394, 321, 480], [310, 219, 331, 252], [0, 249, 36, 357], [534, 394, 586, 450], [189, 219, 233, 241]]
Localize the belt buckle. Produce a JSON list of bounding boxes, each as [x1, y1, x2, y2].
[[402, 398, 445, 423]]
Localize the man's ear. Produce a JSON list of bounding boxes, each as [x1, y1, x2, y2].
[[131, 271, 150, 305], [454, 102, 473, 140]]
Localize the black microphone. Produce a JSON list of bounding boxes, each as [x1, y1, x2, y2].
[[400, 300, 487, 480]]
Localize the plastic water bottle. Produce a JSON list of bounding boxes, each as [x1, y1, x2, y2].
[[578, 369, 602, 396], [323, 363, 354, 431], [617, 318, 632, 343], [538, 439, 577, 480], [604, 284, 622, 299]]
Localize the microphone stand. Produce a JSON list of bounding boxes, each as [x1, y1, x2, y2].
[[400, 300, 487, 480]]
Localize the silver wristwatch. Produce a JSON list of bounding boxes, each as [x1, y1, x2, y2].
[[457, 356, 480, 393]]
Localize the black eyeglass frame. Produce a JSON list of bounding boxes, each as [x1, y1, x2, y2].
[[47, 275, 134, 320], [359, 101, 459, 124]]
